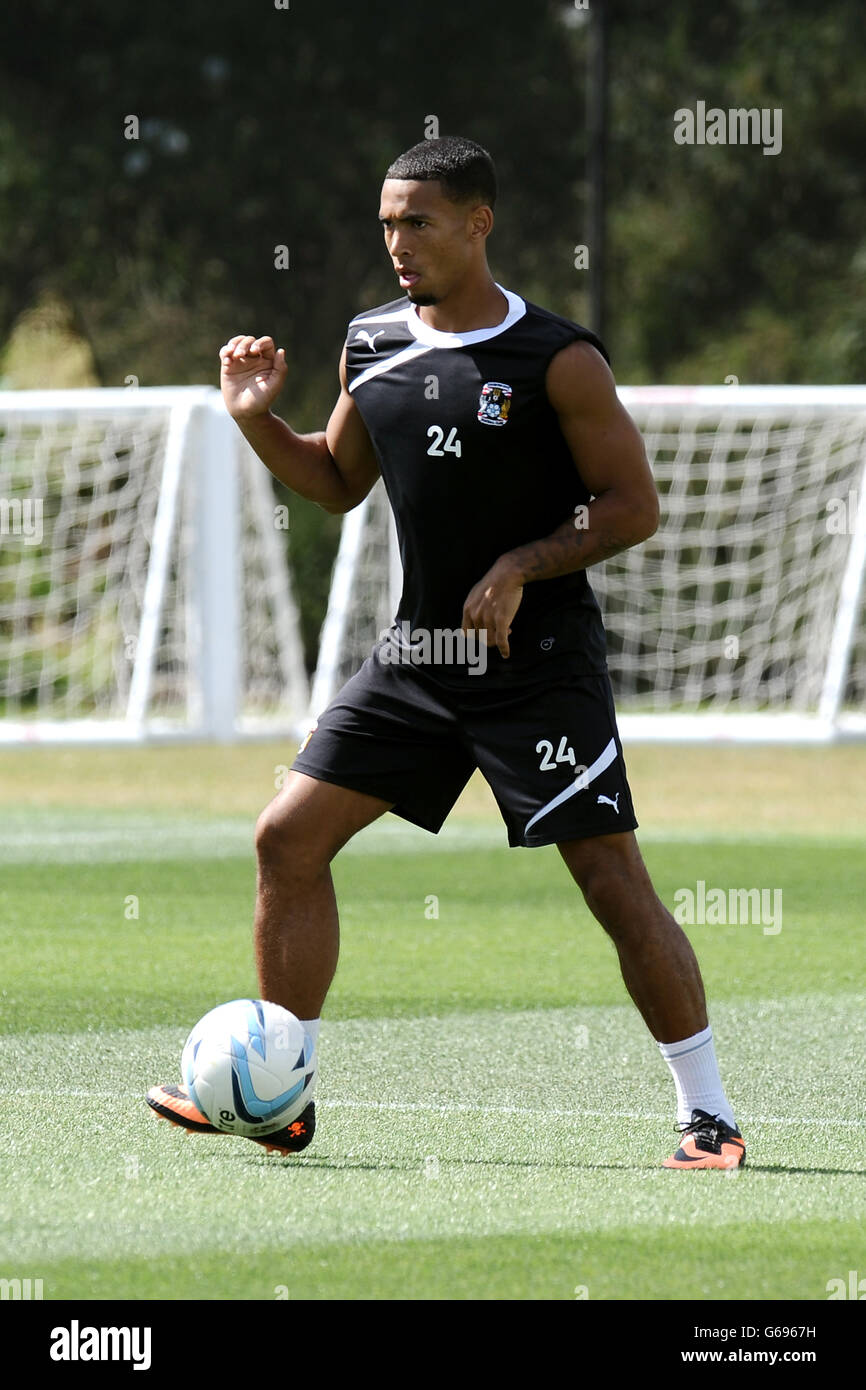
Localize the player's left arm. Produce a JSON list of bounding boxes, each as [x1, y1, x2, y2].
[[461, 340, 659, 657]]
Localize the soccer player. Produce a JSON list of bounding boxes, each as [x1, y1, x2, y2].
[[148, 137, 745, 1169]]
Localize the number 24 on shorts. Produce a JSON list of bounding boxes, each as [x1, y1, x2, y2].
[[536, 736, 578, 772]]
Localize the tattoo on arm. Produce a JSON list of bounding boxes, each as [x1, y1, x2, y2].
[[512, 521, 632, 583]]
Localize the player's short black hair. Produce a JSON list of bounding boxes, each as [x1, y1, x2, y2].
[[385, 137, 497, 208]]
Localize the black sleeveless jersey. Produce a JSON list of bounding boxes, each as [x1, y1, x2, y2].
[[344, 285, 610, 682]]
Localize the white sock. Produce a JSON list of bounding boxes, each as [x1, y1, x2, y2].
[[300, 1018, 320, 1048], [658, 1026, 736, 1129]]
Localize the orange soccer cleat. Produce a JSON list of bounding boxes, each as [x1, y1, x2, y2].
[[146, 1082, 315, 1156], [662, 1109, 746, 1170]]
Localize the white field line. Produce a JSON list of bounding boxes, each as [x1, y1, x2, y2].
[[2, 821, 864, 861], [6, 1088, 866, 1128], [324, 1100, 866, 1129]]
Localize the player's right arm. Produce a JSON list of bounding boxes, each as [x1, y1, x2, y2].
[[218, 335, 380, 513]]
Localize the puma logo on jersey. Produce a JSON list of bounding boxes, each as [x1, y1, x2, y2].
[[354, 330, 385, 352], [597, 793, 620, 812]]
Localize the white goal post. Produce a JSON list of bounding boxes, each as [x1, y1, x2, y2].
[[0, 387, 309, 743], [310, 386, 866, 744]]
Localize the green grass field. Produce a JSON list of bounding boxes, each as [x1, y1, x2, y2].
[[1, 743, 864, 1301]]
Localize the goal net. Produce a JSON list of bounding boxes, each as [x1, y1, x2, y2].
[[310, 386, 866, 743], [0, 388, 308, 743]]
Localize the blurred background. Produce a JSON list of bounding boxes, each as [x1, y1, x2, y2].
[[3, 0, 863, 669]]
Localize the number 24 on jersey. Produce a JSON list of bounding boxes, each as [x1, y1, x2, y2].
[[426, 425, 462, 458]]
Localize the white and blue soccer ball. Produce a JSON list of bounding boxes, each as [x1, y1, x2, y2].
[[181, 999, 317, 1137]]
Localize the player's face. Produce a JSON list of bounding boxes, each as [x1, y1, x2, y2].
[[378, 179, 487, 306]]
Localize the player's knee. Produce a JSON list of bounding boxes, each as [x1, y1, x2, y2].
[[559, 832, 643, 905], [254, 803, 290, 866], [254, 799, 329, 878]]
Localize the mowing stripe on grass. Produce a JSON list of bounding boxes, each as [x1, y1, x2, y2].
[[7, 1090, 866, 1128], [3, 995, 865, 1128], [1, 995, 863, 1270], [2, 807, 864, 865]]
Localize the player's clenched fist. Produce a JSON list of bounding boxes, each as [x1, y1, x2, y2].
[[219, 335, 288, 420]]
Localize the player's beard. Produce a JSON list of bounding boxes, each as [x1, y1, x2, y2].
[[407, 290, 440, 306]]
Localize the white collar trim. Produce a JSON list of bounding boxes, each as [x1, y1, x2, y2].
[[406, 284, 525, 348]]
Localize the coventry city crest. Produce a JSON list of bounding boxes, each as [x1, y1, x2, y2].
[[477, 381, 513, 427]]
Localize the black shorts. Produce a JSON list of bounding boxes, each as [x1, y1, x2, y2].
[[292, 649, 638, 848]]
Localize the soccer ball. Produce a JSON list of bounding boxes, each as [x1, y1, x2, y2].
[[181, 999, 317, 1137]]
